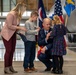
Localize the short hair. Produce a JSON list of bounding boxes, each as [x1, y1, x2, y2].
[[30, 11, 38, 17], [43, 18, 51, 22]]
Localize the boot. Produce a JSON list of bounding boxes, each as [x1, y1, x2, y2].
[[9, 66, 18, 73], [4, 67, 13, 74]]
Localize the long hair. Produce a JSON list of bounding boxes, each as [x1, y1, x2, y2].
[[53, 15, 62, 25], [12, 2, 26, 21]]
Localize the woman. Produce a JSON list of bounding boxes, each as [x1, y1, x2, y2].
[[1, 2, 27, 74]]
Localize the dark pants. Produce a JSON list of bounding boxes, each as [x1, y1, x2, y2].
[[2, 33, 16, 67], [38, 51, 53, 69], [52, 55, 63, 70], [23, 41, 36, 69]]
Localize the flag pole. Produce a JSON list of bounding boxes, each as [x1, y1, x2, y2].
[[65, 15, 68, 27], [64, 14, 69, 47]]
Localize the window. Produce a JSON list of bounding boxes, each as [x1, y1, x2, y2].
[[0, 0, 1, 12], [3, 0, 16, 12]]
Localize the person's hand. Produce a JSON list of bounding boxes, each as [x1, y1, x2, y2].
[[37, 27, 40, 29], [41, 46, 46, 54], [45, 31, 52, 40], [20, 27, 27, 32], [36, 27, 40, 32]]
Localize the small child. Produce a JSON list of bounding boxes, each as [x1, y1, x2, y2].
[[50, 15, 67, 74], [23, 11, 40, 73]]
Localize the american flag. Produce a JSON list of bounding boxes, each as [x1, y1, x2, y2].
[[54, 0, 67, 48], [54, 0, 64, 23]]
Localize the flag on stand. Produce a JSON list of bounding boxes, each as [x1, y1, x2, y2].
[[54, 0, 64, 23], [54, 0, 67, 48], [38, 0, 47, 28], [37, 0, 47, 56], [64, 0, 75, 17]]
